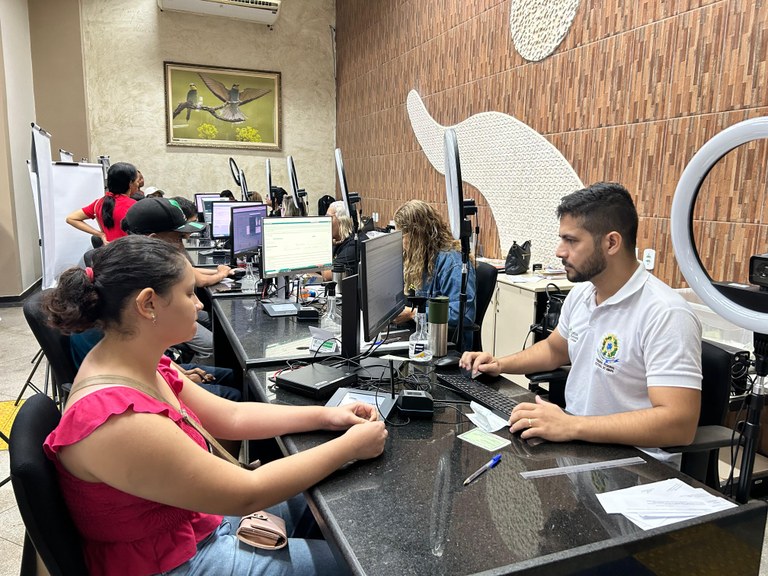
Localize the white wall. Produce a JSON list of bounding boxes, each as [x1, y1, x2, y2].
[[80, 0, 337, 210], [0, 0, 40, 295]]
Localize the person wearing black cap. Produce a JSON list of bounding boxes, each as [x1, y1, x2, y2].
[[122, 197, 234, 288]]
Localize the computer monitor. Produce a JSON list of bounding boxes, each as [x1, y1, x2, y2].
[[265, 158, 272, 199], [359, 231, 406, 342], [286, 155, 307, 216], [261, 216, 333, 278], [195, 193, 220, 214], [231, 204, 269, 258], [202, 197, 227, 227], [334, 148, 359, 233], [211, 201, 262, 240]]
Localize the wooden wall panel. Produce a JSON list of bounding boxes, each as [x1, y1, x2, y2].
[[336, 0, 768, 287]]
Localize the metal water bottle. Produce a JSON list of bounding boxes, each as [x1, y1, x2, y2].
[[428, 296, 449, 357]]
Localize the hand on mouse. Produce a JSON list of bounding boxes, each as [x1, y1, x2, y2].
[[324, 402, 379, 431]]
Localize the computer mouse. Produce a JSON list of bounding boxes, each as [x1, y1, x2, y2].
[[459, 365, 478, 380], [231, 268, 246, 280], [434, 355, 460, 370]]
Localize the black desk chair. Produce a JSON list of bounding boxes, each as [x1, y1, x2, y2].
[[23, 290, 78, 406], [9, 393, 89, 576], [471, 261, 498, 352], [83, 247, 100, 267], [90, 235, 104, 249], [667, 340, 736, 490]]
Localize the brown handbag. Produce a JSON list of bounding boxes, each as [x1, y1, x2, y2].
[[236, 511, 288, 550]]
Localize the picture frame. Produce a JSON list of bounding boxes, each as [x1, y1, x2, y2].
[[165, 62, 282, 151]]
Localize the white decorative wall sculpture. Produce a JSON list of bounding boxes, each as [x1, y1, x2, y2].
[[406, 90, 583, 269], [509, 0, 581, 62]]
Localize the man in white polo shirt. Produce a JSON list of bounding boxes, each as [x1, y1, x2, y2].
[[460, 182, 702, 455]]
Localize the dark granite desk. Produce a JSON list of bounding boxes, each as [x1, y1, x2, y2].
[[246, 369, 766, 575], [211, 296, 334, 390]]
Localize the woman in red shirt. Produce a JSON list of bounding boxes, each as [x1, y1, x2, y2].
[[66, 162, 138, 244], [43, 235, 387, 576]]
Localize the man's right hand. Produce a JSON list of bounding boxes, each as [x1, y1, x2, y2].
[[459, 351, 502, 377]]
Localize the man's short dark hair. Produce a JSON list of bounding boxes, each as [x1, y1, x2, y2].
[[556, 182, 638, 253], [172, 196, 197, 219]]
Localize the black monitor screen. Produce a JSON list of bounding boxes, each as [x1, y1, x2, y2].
[[360, 231, 406, 342], [195, 193, 220, 213], [261, 216, 333, 278], [211, 201, 262, 239], [231, 204, 268, 257]]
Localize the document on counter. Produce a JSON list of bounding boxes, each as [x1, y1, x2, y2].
[[596, 478, 736, 530], [466, 401, 509, 432], [458, 428, 511, 452]]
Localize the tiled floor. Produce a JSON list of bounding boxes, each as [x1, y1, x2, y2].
[[2, 301, 768, 575], [0, 305, 38, 576]]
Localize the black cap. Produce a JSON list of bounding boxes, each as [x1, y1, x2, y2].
[[123, 197, 205, 235]]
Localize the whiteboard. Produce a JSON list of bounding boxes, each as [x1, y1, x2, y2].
[[30, 123, 104, 288], [43, 163, 103, 286]]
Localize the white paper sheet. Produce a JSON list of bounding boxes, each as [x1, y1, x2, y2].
[[596, 478, 736, 530]]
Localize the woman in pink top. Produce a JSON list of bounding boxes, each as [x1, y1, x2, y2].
[[65, 162, 138, 244], [43, 236, 387, 576]]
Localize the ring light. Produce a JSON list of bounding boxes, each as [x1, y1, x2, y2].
[[671, 116, 768, 334]]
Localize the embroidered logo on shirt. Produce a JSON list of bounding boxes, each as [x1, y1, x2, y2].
[[595, 333, 620, 372]]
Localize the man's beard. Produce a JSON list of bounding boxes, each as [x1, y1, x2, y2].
[[563, 248, 606, 283]]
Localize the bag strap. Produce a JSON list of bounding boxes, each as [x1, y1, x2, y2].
[[545, 282, 564, 299], [69, 374, 254, 470]]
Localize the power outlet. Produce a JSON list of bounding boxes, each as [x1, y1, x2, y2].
[[372, 212, 379, 223], [643, 248, 656, 270]]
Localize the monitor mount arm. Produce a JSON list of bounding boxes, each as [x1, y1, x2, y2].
[[455, 199, 477, 353]]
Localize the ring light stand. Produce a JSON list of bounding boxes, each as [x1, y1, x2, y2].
[[444, 128, 476, 355], [671, 116, 768, 503], [229, 157, 250, 201], [286, 156, 308, 216]]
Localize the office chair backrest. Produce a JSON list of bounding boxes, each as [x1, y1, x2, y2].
[[83, 247, 101, 267], [317, 194, 335, 216], [23, 291, 77, 396], [9, 393, 89, 576], [90, 235, 104, 249], [472, 261, 498, 351], [699, 340, 732, 427]]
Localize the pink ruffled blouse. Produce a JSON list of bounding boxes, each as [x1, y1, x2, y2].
[[44, 356, 222, 576]]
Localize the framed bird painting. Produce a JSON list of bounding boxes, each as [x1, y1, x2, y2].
[[165, 62, 281, 151]]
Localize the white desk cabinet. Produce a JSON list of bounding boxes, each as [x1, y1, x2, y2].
[[479, 275, 574, 385]]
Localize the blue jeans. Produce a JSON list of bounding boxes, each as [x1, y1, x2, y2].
[[159, 497, 343, 576], [179, 364, 241, 402]]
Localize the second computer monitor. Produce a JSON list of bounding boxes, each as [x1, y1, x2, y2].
[[211, 201, 262, 240], [359, 231, 406, 343], [261, 216, 333, 278], [231, 204, 268, 258]]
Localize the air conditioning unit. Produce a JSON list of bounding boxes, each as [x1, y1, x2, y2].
[[157, 0, 281, 26]]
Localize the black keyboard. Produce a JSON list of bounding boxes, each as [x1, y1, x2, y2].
[[436, 373, 519, 417]]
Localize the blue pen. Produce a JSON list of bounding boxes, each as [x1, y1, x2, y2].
[[463, 454, 502, 486]]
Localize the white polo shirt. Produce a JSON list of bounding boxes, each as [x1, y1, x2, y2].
[[558, 263, 702, 419]]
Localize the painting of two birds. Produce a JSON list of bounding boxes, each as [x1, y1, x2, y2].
[[165, 62, 281, 150]]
